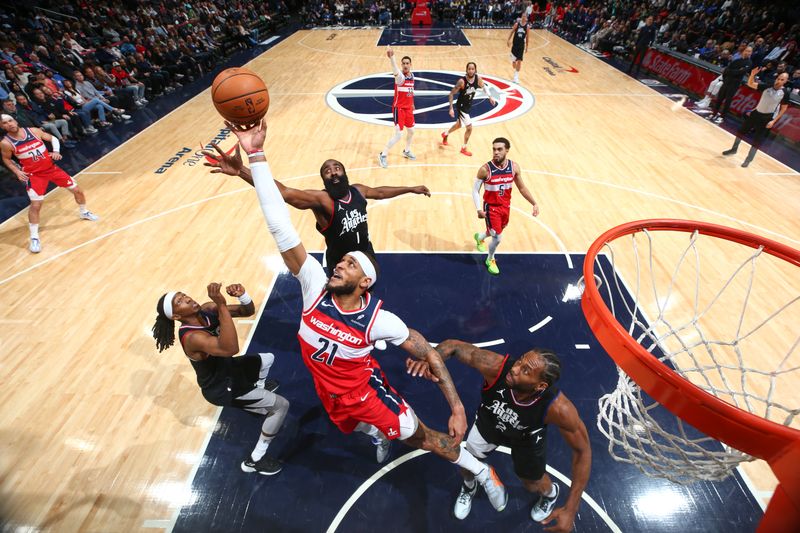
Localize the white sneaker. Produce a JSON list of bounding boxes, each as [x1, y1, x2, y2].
[[378, 153, 388, 168], [85, 126, 98, 134], [531, 482, 560, 521], [372, 434, 391, 463], [402, 150, 416, 160], [714, 116, 724, 124], [80, 211, 99, 221], [29, 237, 41, 253], [120, 113, 132, 120], [453, 481, 478, 520], [476, 465, 507, 512]]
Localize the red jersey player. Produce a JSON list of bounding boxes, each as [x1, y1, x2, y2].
[[226, 119, 510, 512], [1, 115, 99, 253], [472, 137, 539, 275], [378, 47, 416, 169]]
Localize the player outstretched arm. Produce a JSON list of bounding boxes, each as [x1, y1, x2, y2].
[[226, 120, 308, 275], [541, 394, 591, 532], [433, 339, 506, 381], [182, 283, 241, 358], [400, 328, 467, 442], [477, 77, 497, 106], [353, 183, 430, 200], [512, 162, 539, 216], [387, 47, 404, 84], [202, 142, 329, 210]]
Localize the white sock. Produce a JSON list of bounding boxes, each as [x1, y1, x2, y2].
[[477, 231, 488, 241], [29, 224, 39, 238], [464, 477, 476, 489], [258, 353, 274, 380], [544, 483, 557, 498], [78, 204, 88, 214], [251, 434, 272, 461], [488, 236, 501, 260], [453, 447, 487, 476]]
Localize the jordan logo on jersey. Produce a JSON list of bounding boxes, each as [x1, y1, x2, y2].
[[339, 209, 368, 235]]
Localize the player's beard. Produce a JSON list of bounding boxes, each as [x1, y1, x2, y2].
[[324, 173, 350, 200], [325, 279, 358, 295]]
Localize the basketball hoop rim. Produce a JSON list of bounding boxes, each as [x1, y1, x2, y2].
[[581, 219, 800, 463]]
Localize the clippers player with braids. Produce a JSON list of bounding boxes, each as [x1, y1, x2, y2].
[[507, 14, 531, 83], [200, 143, 430, 272], [0, 115, 99, 254], [223, 120, 508, 508], [473, 137, 539, 275], [441, 62, 496, 157], [427, 340, 591, 531], [152, 282, 289, 476], [378, 47, 416, 168]]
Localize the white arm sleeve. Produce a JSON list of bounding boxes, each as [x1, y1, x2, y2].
[[390, 55, 404, 84], [250, 161, 301, 253], [294, 254, 329, 310], [50, 136, 60, 153], [472, 178, 483, 210], [369, 309, 410, 346]]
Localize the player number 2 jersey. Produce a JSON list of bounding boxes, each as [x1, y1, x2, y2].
[[393, 73, 415, 110], [4, 128, 53, 174], [483, 159, 514, 207]]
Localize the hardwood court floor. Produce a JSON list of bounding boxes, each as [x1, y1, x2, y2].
[[0, 29, 798, 532]]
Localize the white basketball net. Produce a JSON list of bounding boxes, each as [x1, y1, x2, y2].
[[592, 228, 800, 483]]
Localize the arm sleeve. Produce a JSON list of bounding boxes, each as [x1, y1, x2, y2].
[[250, 161, 301, 253], [472, 178, 483, 210], [369, 309, 410, 346], [294, 254, 329, 310]]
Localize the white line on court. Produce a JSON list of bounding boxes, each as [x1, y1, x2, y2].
[[528, 315, 553, 332], [575, 344, 591, 349], [325, 446, 622, 533]]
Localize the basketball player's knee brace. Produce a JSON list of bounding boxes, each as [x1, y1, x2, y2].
[[250, 161, 301, 252]]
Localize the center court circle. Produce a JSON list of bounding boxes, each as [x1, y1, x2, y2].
[[325, 70, 535, 129]]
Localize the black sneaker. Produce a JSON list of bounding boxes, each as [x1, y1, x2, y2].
[[722, 149, 737, 156], [241, 454, 282, 475]]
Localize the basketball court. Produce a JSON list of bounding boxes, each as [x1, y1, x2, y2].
[[0, 27, 798, 532]]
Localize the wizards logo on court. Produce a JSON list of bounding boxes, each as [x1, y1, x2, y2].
[[325, 71, 535, 129]]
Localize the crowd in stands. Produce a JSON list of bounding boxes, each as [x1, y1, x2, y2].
[[0, 1, 290, 148]]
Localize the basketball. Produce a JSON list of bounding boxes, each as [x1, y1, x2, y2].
[[211, 67, 270, 125]]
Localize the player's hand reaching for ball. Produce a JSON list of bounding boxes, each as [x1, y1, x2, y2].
[[226, 119, 266, 155], [202, 142, 243, 176], [541, 507, 576, 532], [386, 47, 394, 58], [225, 284, 245, 298], [207, 283, 227, 306]]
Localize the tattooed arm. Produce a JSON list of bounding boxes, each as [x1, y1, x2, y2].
[[399, 329, 467, 442], [435, 339, 506, 382]]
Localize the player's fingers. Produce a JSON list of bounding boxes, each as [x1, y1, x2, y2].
[[212, 142, 226, 157]]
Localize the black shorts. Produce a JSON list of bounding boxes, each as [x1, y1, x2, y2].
[[467, 423, 548, 481], [511, 47, 524, 61], [199, 354, 262, 407]]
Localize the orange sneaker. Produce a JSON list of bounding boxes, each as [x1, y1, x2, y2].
[[460, 147, 472, 157], [441, 132, 449, 145]]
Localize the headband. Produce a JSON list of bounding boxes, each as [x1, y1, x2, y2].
[[161, 291, 178, 319], [347, 251, 377, 288]]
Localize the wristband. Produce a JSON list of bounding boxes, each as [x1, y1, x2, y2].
[[246, 148, 264, 155], [238, 292, 252, 305]]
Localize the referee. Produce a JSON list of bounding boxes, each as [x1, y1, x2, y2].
[[722, 67, 791, 168], [707, 46, 753, 124]]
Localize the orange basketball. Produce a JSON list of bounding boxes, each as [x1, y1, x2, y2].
[[211, 67, 270, 125]]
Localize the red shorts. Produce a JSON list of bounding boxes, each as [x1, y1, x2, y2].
[[316, 367, 410, 440], [393, 106, 415, 131], [26, 166, 75, 199], [484, 203, 511, 235]]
